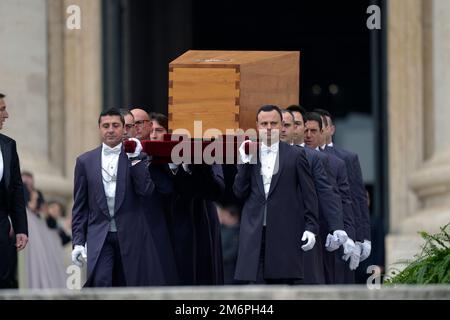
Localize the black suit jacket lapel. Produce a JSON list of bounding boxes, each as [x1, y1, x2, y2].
[[93, 147, 110, 217], [0, 136, 11, 189], [252, 152, 265, 197], [114, 151, 127, 214], [267, 142, 285, 197]]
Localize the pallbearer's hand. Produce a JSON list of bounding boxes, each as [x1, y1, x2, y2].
[[301, 231, 316, 251], [71, 245, 87, 267], [325, 229, 349, 252], [238, 140, 255, 164], [325, 234, 339, 252], [357, 240, 371, 262], [342, 238, 361, 270], [16, 233, 28, 251], [126, 138, 143, 159]]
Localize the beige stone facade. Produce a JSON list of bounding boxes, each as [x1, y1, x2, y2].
[[386, 0, 450, 271], [0, 0, 102, 208]]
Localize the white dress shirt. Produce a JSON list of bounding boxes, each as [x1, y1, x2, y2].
[[101, 142, 122, 232], [259, 141, 279, 226], [327, 142, 334, 147], [0, 147, 3, 183]]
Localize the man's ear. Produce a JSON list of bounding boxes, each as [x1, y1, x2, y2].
[[331, 125, 336, 135]]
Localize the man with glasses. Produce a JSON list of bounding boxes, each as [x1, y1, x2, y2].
[[131, 108, 152, 140]]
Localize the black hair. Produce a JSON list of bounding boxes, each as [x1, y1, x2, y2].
[[0, 93, 5, 99], [119, 108, 134, 118], [256, 105, 283, 122], [287, 104, 307, 119], [98, 108, 125, 126], [150, 112, 169, 131], [281, 109, 294, 122], [305, 112, 323, 131], [313, 108, 333, 126]]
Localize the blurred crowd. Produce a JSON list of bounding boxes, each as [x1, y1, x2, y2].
[[6, 171, 72, 288]]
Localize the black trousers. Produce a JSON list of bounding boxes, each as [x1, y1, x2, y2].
[[90, 232, 126, 287], [252, 227, 298, 285]]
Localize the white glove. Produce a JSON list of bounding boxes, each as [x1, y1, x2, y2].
[[168, 163, 179, 173], [342, 238, 356, 256], [325, 230, 349, 252], [342, 238, 360, 270], [357, 240, 372, 262], [238, 140, 253, 164], [349, 244, 361, 270], [126, 137, 143, 158], [301, 231, 316, 251], [71, 245, 87, 267], [182, 163, 192, 174]]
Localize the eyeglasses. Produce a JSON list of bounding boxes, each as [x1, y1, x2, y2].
[[134, 120, 150, 127]]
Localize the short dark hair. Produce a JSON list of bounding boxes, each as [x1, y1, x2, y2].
[[98, 108, 125, 126], [119, 108, 134, 118], [0, 93, 5, 99], [256, 105, 283, 122], [305, 112, 323, 131], [281, 109, 294, 122], [313, 108, 333, 126], [287, 104, 307, 119], [150, 112, 168, 131]]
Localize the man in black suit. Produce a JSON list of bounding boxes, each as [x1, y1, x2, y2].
[[233, 105, 318, 284], [304, 112, 359, 283], [0, 93, 28, 288], [314, 109, 371, 266], [281, 108, 348, 284]]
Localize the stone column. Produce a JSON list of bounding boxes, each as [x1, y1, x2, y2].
[[0, 0, 50, 173], [408, 0, 450, 231], [387, 0, 450, 271], [385, 0, 424, 269], [63, 0, 103, 181]]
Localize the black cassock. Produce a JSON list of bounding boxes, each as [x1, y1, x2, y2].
[[164, 164, 225, 285]]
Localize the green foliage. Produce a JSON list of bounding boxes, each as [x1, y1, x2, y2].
[[385, 223, 450, 284]]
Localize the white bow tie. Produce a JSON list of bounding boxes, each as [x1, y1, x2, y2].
[[260, 143, 278, 154], [103, 146, 121, 156]]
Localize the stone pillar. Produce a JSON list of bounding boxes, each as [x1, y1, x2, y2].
[[0, 0, 102, 201], [63, 0, 103, 182], [409, 0, 450, 230], [387, 0, 450, 271], [0, 0, 50, 172], [387, 0, 425, 231]]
